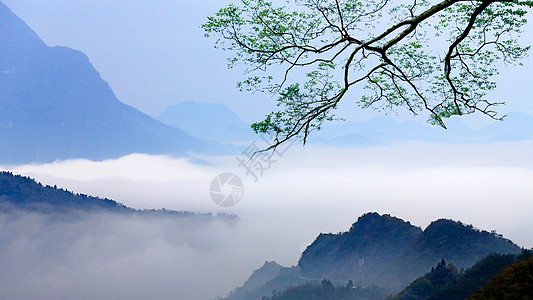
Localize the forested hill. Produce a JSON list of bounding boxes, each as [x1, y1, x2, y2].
[[0, 171, 127, 213], [260, 250, 532, 300], [299, 212, 422, 287], [393, 250, 533, 300], [298, 213, 520, 289], [0, 171, 231, 219], [469, 254, 533, 299], [222, 213, 521, 300]]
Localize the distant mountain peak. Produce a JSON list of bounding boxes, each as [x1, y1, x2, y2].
[[426, 218, 469, 229], [0, 2, 225, 163], [353, 211, 413, 226], [158, 101, 256, 142], [0, 1, 46, 52], [347, 212, 422, 237]]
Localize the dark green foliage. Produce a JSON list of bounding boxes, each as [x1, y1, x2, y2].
[[0, 171, 234, 220], [241, 250, 533, 300], [428, 253, 519, 299], [0, 171, 127, 213], [224, 265, 308, 300], [395, 219, 521, 283], [298, 213, 520, 289], [263, 281, 390, 300], [298, 213, 423, 288], [469, 255, 533, 300], [222, 213, 522, 300], [204, 0, 533, 149], [393, 260, 459, 299], [224, 261, 286, 300], [392, 249, 533, 300]]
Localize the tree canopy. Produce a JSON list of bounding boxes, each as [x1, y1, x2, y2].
[[203, 0, 533, 150]]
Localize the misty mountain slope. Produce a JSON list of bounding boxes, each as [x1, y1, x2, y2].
[[0, 171, 239, 300], [224, 265, 316, 300], [239, 261, 284, 293], [223, 261, 296, 300], [298, 213, 422, 287], [0, 171, 233, 220], [393, 250, 533, 300], [299, 213, 520, 289], [394, 219, 521, 282], [0, 171, 127, 213], [223, 213, 521, 299], [158, 101, 257, 143], [314, 113, 533, 145], [0, 1, 224, 164], [469, 254, 533, 299], [0, 1, 45, 53]]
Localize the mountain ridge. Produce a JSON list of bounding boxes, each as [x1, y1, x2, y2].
[[0, 1, 226, 164], [0, 171, 236, 220], [222, 212, 521, 300], [158, 101, 256, 143]]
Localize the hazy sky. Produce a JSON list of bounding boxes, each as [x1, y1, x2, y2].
[[3, 0, 268, 122], [3, 0, 533, 125]]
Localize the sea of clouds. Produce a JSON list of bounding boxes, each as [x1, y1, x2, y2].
[[2, 141, 533, 299]]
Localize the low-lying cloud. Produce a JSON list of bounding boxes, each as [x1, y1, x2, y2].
[[0, 212, 283, 300], [2, 141, 533, 299]]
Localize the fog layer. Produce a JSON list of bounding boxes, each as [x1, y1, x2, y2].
[[2, 141, 533, 299]]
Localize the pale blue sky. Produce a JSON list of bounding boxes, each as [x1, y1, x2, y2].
[[4, 0, 533, 126]]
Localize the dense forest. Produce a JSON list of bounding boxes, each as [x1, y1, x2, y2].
[[469, 255, 533, 299], [393, 249, 532, 299]]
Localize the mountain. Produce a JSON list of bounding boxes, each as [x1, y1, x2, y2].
[[0, 171, 236, 220], [238, 261, 284, 293], [313, 117, 455, 144], [313, 113, 533, 146], [391, 259, 462, 300], [393, 218, 521, 282], [221, 213, 521, 299], [469, 254, 533, 299], [0, 2, 223, 164], [478, 112, 533, 141], [299, 213, 520, 289], [158, 101, 256, 143], [299, 213, 423, 288], [246, 250, 533, 300], [223, 261, 286, 300], [0, 171, 128, 213], [309, 134, 385, 147], [393, 250, 532, 300]]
